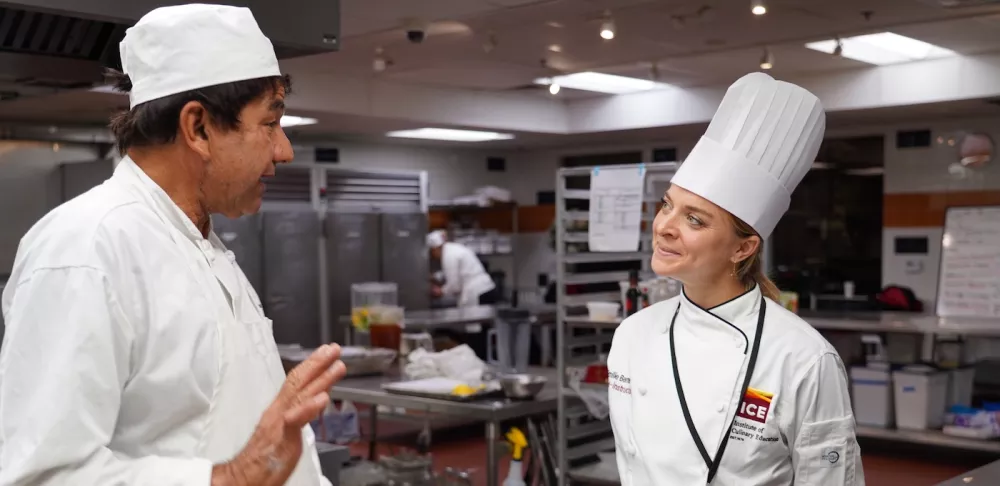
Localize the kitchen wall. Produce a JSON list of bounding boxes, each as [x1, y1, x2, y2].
[[879, 116, 1000, 308], [6, 115, 998, 298], [0, 142, 105, 274], [289, 139, 698, 290], [290, 141, 527, 204]]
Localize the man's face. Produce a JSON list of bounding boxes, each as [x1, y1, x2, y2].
[[203, 86, 294, 217]]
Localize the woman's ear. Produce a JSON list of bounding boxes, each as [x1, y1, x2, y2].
[[732, 235, 761, 265]]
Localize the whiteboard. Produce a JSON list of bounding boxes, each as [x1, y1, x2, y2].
[[588, 165, 646, 252], [935, 206, 1000, 318]]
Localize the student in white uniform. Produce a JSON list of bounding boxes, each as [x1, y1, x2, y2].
[[427, 230, 499, 307], [0, 5, 345, 486], [607, 73, 864, 486]]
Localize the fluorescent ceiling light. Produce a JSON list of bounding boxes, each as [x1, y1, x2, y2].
[[89, 84, 121, 95], [805, 32, 956, 65], [386, 128, 514, 142], [533, 72, 662, 94], [281, 115, 318, 127]]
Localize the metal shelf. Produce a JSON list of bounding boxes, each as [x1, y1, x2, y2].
[[555, 162, 680, 486], [564, 316, 623, 327], [562, 252, 648, 264], [562, 292, 621, 306]]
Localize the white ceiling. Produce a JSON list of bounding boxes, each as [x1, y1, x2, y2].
[[285, 0, 1000, 91], [4, 0, 1000, 145]]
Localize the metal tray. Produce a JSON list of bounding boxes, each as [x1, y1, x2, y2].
[[341, 347, 397, 378], [381, 378, 504, 402]]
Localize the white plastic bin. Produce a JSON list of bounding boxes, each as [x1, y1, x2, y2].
[[892, 366, 949, 430], [586, 302, 620, 322], [851, 364, 894, 428]]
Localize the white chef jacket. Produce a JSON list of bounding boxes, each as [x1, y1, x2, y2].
[[0, 157, 330, 486], [607, 285, 864, 485], [439, 242, 496, 307]]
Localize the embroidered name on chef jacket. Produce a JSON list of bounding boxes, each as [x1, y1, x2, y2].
[[609, 371, 631, 395], [730, 387, 780, 443]]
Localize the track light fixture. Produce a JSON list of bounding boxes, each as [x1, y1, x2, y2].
[[760, 48, 773, 70], [600, 11, 615, 40]]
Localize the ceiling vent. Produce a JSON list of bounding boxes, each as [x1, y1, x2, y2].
[[0, 0, 340, 99]]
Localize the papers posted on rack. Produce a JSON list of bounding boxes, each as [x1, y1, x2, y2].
[[588, 165, 646, 252]]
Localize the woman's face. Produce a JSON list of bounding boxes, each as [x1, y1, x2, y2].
[[651, 184, 756, 286]]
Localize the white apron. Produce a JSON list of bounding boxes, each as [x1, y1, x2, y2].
[[117, 159, 324, 485]]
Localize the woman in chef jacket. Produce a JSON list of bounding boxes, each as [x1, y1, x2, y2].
[[607, 72, 865, 486]]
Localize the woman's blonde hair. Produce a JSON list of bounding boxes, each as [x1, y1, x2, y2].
[[730, 217, 780, 301]]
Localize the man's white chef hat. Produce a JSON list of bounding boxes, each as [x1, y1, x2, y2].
[[426, 230, 446, 249], [119, 4, 281, 109], [670, 72, 826, 239]]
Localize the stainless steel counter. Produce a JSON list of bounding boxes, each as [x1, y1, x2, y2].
[[329, 366, 559, 486], [340, 303, 557, 334], [936, 459, 1000, 485], [330, 366, 559, 422]]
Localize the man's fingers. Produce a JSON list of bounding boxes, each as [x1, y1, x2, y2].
[[284, 392, 329, 428], [283, 360, 345, 429], [298, 360, 346, 400], [282, 344, 341, 396]]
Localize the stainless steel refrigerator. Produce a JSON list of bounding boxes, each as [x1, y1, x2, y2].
[[213, 165, 430, 348], [324, 168, 430, 344]]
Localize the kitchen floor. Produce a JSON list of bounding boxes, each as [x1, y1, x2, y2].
[[341, 410, 985, 486]]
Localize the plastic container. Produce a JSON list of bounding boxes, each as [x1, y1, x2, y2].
[[892, 364, 950, 430], [851, 363, 894, 428], [586, 302, 620, 321], [351, 282, 398, 308], [946, 366, 976, 408], [351, 282, 402, 332]]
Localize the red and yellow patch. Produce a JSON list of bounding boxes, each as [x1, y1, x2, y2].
[[738, 387, 774, 424]]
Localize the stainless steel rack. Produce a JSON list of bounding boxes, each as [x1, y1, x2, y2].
[[554, 162, 679, 485]]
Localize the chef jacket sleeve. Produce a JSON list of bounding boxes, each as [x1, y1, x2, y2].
[[440, 247, 463, 297], [302, 424, 333, 486], [789, 351, 865, 486], [0, 267, 213, 486]]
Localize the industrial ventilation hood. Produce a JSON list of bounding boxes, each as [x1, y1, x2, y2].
[[0, 0, 340, 97]]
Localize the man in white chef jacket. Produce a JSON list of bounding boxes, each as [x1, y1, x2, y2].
[[608, 73, 864, 485], [0, 5, 345, 486], [426, 230, 499, 307]]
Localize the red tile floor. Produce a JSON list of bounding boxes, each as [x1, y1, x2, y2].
[[340, 407, 988, 486]]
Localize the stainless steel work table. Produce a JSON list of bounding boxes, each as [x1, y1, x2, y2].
[[936, 458, 1000, 485], [342, 304, 557, 335], [328, 366, 559, 486]]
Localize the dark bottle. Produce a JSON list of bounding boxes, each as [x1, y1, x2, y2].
[[625, 269, 640, 317]]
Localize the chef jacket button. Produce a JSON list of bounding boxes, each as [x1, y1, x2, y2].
[[735, 339, 743, 349], [638, 386, 647, 396], [717, 403, 725, 413], [627, 446, 637, 457]]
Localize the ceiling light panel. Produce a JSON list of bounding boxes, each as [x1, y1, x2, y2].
[[386, 128, 514, 142], [533, 72, 663, 94], [281, 115, 318, 127], [805, 32, 956, 65]]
